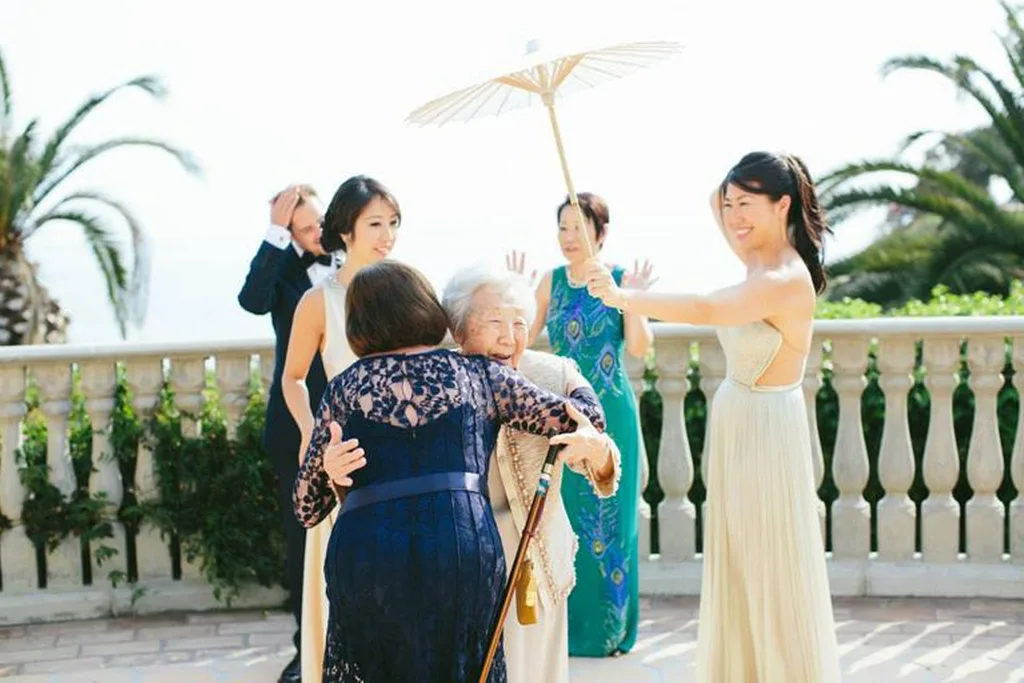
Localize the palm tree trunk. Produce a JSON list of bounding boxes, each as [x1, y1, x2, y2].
[[0, 247, 69, 345]]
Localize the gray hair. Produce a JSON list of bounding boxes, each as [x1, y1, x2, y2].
[[441, 264, 537, 341]]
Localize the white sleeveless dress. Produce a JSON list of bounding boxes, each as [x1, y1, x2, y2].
[[695, 321, 841, 683], [301, 279, 356, 683]]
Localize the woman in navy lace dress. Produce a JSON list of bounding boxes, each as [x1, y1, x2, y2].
[[293, 261, 606, 683]]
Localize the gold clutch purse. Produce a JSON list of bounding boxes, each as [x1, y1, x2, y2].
[[515, 557, 539, 625]]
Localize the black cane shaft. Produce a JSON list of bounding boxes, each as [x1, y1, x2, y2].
[[478, 445, 563, 682]]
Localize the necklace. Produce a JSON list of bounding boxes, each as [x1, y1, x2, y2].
[[565, 266, 588, 289]]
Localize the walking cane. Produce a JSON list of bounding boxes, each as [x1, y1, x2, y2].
[[477, 443, 565, 683]]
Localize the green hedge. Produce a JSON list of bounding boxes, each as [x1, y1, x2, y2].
[[13, 366, 283, 604], [8, 282, 1023, 605]]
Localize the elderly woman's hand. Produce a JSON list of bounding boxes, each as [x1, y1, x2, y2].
[[548, 401, 614, 479], [323, 422, 366, 487]]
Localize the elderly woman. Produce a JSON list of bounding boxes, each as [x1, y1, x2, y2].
[[442, 264, 621, 683]]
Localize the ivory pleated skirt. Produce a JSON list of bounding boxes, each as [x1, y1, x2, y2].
[[301, 506, 338, 683], [695, 379, 841, 683]]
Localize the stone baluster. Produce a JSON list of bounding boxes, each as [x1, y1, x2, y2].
[[1010, 336, 1024, 563], [921, 337, 963, 563], [623, 352, 652, 558], [170, 357, 207, 439], [829, 338, 871, 559], [169, 356, 208, 581], [79, 360, 126, 585], [654, 337, 696, 561], [965, 336, 1006, 562], [127, 359, 172, 581], [216, 355, 252, 438], [876, 337, 917, 561], [34, 363, 80, 587], [0, 365, 34, 590], [803, 340, 827, 543], [697, 339, 727, 536]]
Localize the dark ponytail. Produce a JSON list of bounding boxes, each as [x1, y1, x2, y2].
[[723, 151, 833, 294], [782, 154, 832, 294]]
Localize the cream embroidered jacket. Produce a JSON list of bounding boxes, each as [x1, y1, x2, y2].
[[494, 349, 622, 608]]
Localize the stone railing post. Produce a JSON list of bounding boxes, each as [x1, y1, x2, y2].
[[829, 338, 871, 559], [921, 337, 963, 563], [169, 356, 207, 581], [965, 336, 1006, 562], [654, 338, 695, 561], [127, 358, 172, 581], [876, 337, 917, 561], [170, 356, 207, 439], [35, 363, 80, 587], [0, 365, 34, 590], [79, 360, 126, 585], [216, 354, 252, 438]]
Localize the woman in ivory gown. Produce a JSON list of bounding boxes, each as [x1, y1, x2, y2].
[[281, 175, 402, 683], [441, 265, 622, 683], [585, 152, 842, 683]]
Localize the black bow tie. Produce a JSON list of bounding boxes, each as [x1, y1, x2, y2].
[[301, 252, 333, 267]]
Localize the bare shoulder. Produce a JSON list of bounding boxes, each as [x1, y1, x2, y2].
[[759, 260, 815, 298], [761, 259, 817, 333], [295, 286, 327, 326], [297, 286, 325, 310]]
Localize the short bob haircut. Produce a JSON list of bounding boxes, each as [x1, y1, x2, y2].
[[345, 260, 449, 357]]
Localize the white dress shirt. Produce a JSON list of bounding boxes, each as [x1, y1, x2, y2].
[[264, 224, 337, 286]]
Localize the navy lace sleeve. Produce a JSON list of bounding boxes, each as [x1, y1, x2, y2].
[[480, 357, 605, 436], [293, 381, 345, 528]]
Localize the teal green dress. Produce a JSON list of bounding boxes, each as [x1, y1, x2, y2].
[[545, 265, 642, 657]]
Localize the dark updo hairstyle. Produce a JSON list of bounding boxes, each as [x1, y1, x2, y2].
[[345, 260, 448, 358], [556, 192, 610, 247], [320, 175, 402, 253], [721, 152, 832, 294]]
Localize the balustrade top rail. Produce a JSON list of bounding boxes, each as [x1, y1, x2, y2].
[[655, 316, 1024, 339], [0, 338, 274, 365], [2, 316, 1023, 365]]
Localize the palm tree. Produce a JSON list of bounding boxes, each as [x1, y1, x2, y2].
[[819, 1, 1024, 307], [0, 48, 200, 345]]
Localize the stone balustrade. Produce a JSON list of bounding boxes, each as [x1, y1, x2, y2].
[[1, 317, 1022, 624]]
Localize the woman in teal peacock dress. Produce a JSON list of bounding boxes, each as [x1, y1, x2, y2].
[[527, 192, 654, 657]]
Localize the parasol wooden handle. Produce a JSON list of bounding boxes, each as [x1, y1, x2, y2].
[[544, 97, 595, 260]]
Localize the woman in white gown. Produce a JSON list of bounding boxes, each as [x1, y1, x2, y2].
[[281, 175, 402, 683], [585, 151, 842, 683]]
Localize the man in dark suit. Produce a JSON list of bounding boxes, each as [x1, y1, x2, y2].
[[238, 185, 334, 683]]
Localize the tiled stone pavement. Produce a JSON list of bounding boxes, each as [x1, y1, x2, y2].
[[1, 596, 1024, 681]]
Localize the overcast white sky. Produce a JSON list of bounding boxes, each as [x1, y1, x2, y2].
[[0, 0, 1006, 343]]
